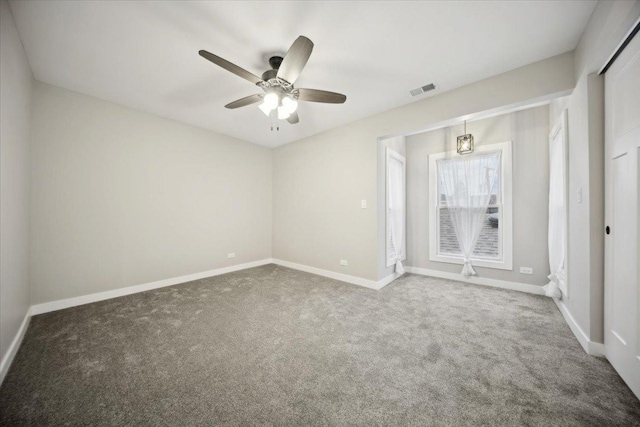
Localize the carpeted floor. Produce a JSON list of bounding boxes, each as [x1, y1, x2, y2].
[[1, 264, 639, 426]]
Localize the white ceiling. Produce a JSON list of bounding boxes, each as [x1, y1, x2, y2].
[[9, 1, 596, 147]]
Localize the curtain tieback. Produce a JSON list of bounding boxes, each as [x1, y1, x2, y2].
[[461, 258, 477, 278]]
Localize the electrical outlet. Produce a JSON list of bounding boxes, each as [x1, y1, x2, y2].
[[340, 260, 348, 266], [228, 253, 236, 259], [519, 267, 533, 275], [361, 199, 367, 209]]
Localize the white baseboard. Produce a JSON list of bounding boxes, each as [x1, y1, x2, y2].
[[0, 308, 31, 386], [2, 258, 271, 386], [29, 257, 400, 318], [271, 258, 397, 290], [31, 258, 273, 316], [1, 258, 606, 386], [378, 271, 404, 289], [553, 298, 605, 357], [404, 266, 546, 295], [588, 341, 606, 358]]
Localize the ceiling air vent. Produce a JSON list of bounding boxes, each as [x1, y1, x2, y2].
[[409, 83, 436, 97]]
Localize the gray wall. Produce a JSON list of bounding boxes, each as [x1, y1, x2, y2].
[[405, 106, 551, 286], [553, 0, 639, 344], [553, 73, 605, 342], [0, 0, 33, 369], [30, 83, 273, 304], [273, 52, 574, 282]]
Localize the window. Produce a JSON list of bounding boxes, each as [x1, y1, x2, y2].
[[428, 141, 513, 270], [547, 111, 568, 296], [386, 148, 406, 267]]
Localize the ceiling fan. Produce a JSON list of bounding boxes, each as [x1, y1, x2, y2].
[[199, 36, 346, 125]]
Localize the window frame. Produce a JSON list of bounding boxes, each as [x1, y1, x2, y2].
[[386, 147, 406, 268], [428, 141, 513, 271]]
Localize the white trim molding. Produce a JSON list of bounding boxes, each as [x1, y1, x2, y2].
[[271, 258, 401, 291], [404, 265, 545, 295], [3, 259, 275, 383], [31, 259, 273, 315], [30, 258, 404, 319], [0, 308, 31, 386], [553, 298, 606, 358], [0, 257, 605, 387], [378, 271, 404, 290]]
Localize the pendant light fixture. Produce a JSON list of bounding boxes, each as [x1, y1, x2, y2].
[[457, 120, 474, 155]]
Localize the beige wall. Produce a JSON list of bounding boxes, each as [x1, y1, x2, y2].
[[273, 51, 574, 282], [272, 123, 378, 279], [405, 106, 551, 286], [0, 0, 33, 368], [553, 0, 639, 345], [30, 83, 273, 304]]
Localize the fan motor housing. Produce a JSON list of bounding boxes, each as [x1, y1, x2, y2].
[[261, 56, 284, 81], [261, 69, 278, 81], [268, 56, 283, 70]]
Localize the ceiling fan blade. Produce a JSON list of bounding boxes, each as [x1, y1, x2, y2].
[[286, 111, 299, 124], [224, 94, 263, 109], [199, 50, 263, 85], [296, 88, 346, 104], [277, 36, 314, 84]]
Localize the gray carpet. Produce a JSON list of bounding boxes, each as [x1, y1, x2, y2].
[[1, 264, 639, 426]]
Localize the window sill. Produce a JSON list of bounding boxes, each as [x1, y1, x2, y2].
[[429, 254, 512, 271]]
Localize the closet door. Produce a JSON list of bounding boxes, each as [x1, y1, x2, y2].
[[604, 28, 640, 400]]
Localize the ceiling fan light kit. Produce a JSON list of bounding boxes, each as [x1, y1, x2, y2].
[[199, 36, 346, 127]]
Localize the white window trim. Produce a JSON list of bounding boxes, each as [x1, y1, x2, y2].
[[386, 147, 406, 268], [428, 141, 513, 271]]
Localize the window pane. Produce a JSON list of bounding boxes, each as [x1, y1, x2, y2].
[[474, 206, 500, 259], [437, 153, 501, 206], [438, 207, 501, 259], [438, 208, 462, 255]]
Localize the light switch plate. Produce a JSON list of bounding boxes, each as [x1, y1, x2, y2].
[[361, 200, 367, 209], [228, 253, 236, 259], [519, 267, 533, 275], [340, 260, 348, 266]]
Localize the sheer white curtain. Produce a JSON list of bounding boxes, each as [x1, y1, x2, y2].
[[388, 155, 405, 274], [543, 129, 566, 298], [437, 151, 501, 277]]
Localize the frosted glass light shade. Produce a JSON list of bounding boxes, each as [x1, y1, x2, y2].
[[259, 93, 279, 116], [277, 106, 291, 120], [281, 97, 298, 114], [259, 102, 273, 116], [263, 93, 278, 109]]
